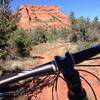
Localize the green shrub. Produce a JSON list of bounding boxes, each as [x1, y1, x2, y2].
[[32, 27, 47, 45], [0, 8, 17, 59], [16, 30, 33, 57], [8, 29, 34, 57], [45, 28, 69, 42]]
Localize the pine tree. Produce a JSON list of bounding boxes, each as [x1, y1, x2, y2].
[[0, 0, 12, 10]]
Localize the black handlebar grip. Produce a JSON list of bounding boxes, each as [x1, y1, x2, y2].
[[72, 45, 100, 64]]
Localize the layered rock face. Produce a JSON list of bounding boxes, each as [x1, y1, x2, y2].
[[17, 5, 71, 30]]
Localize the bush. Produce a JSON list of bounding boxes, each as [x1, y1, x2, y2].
[[45, 28, 69, 42], [8, 29, 34, 57], [68, 32, 78, 43], [0, 8, 17, 59], [32, 27, 47, 45], [16, 30, 34, 57]]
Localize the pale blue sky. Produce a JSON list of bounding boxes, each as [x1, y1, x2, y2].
[[11, 0, 100, 20]]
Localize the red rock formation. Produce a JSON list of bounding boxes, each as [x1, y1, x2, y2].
[[17, 5, 71, 30]]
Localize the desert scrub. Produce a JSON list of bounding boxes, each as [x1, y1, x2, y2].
[[8, 29, 34, 57], [15, 30, 34, 57], [0, 8, 17, 59], [46, 28, 69, 42], [31, 27, 48, 45]]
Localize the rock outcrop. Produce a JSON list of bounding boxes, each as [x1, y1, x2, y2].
[[17, 5, 71, 30]]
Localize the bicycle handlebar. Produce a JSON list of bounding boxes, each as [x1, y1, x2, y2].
[[0, 45, 100, 90], [72, 45, 100, 64], [0, 61, 57, 87]]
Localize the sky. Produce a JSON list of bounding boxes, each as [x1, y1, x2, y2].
[[11, 0, 100, 20]]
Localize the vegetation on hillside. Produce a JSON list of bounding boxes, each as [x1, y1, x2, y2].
[[0, 9, 100, 59], [69, 12, 100, 49], [0, 1, 99, 73], [0, 8, 17, 59]]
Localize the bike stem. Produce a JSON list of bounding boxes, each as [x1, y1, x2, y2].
[[66, 70, 87, 100], [55, 53, 88, 100], [55, 45, 100, 100]]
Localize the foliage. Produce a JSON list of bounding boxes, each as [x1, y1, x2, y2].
[[45, 28, 69, 42], [0, 8, 17, 59], [30, 17, 99, 49], [32, 27, 47, 45], [0, 0, 12, 10], [69, 12, 100, 49], [0, 8, 100, 59], [8, 29, 34, 57]]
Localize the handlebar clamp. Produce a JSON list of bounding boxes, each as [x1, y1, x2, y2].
[[55, 52, 88, 100]]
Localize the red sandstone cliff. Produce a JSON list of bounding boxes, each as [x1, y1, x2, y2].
[[17, 5, 71, 30]]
